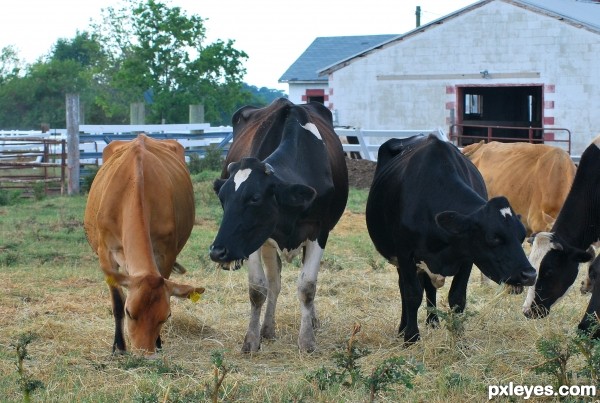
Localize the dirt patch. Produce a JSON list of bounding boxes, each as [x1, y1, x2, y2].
[[346, 157, 376, 189]]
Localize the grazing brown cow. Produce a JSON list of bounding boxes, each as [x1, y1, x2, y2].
[[84, 134, 204, 356], [463, 141, 576, 235]]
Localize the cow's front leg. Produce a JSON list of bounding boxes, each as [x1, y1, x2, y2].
[[260, 240, 282, 340], [243, 250, 267, 353], [418, 270, 439, 327], [298, 240, 323, 352], [397, 259, 423, 344], [448, 263, 472, 313]]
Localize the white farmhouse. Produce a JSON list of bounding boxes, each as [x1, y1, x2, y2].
[[281, 0, 600, 156]]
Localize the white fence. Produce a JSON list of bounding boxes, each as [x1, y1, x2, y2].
[[335, 128, 448, 161]]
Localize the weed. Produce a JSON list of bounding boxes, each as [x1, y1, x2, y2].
[[534, 318, 600, 388], [428, 306, 475, 348], [206, 350, 235, 403], [0, 190, 22, 206], [307, 323, 423, 402], [12, 332, 44, 402]]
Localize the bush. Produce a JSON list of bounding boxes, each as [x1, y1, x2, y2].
[[188, 145, 224, 174], [0, 189, 22, 206]]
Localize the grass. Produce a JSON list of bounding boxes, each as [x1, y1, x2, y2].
[[0, 171, 597, 402]]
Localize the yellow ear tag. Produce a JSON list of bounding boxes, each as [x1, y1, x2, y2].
[[105, 275, 118, 287], [189, 291, 202, 303]]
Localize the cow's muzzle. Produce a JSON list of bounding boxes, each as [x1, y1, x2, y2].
[[508, 267, 537, 287], [209, 245, 244, 270]]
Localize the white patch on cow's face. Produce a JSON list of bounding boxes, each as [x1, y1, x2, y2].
[[500, 207, 512, 218], [233, 168, 252, 191], [523, 232, 556, 312], [593, 134, 600, 149], [301, 122, 322, 140]]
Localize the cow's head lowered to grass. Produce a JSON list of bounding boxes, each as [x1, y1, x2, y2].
[[210, 157, 316, 268]]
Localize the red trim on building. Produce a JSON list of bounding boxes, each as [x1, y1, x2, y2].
[[446, 86, 455, 94], [543, 132, 555, 141], [544, 84, 555, 93], [543, 100, 554, 109], [543, 116, 555, 125], [306, 89, 325, 96], [301, 95, 307, 102], [329, 88, 334, 95], [445, 101, 455, 110]]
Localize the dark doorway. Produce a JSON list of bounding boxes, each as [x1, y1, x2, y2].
[[457, 85, 543, 145]]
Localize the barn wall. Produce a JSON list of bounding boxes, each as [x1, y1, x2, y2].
[[328, 0, 600, 155]]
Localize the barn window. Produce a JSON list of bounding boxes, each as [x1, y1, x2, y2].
[[465, 94, 483, 115]]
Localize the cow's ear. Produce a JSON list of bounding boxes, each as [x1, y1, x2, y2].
[[213, 179, 226, 195], [105, 270, 131, 288], [276, 184, 316, 210], [165, 280, 205, 301], [572, 246, 596, 263], [435, 211, 472, 235]]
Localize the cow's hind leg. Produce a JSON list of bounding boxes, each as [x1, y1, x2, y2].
[[243, 250, 267, 353], [298, 240, 323, 352], [260, 241, 282, 340]]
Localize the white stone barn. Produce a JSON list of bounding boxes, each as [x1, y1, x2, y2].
[[283, 0, 600, 156]]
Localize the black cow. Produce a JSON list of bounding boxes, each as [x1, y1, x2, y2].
[[523, 136, 600, 337], [209, 98, 349, 352], [366, 134, 536, 343]]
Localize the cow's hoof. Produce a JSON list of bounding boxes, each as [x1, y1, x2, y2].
[[242, 341, 261, 353], [260, 325, 276, 340], [298, 340, 317, 353]]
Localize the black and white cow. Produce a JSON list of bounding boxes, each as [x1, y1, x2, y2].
[[209, 98, 349, 352], [523, 136, 600, 337], [366, 134, 536, 343]]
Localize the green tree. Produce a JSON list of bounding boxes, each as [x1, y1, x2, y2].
[[0, 31, 113, 129], [92, 0, 249, 125], [0, 46, 22, 83]]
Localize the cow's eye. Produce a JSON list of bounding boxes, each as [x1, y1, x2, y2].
[[488, 235, 503, 246]]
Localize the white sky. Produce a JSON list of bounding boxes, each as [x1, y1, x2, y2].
[[0, 0, 475, 91]]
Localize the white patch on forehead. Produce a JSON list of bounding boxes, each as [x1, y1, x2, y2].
[[233, 168, 252, 191], [500, 207, 512, 217], [301, 122, 322, 140], [593, 134, 600, 149], [523, 232, 556, 312]]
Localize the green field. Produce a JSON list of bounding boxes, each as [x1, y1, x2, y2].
[[0, 173, 597, 402]]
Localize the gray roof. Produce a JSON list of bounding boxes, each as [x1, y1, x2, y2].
[[318, 0, 600, 76], [278, 35, 399, 84]]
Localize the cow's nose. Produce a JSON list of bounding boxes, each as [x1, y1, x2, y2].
[[519, 267, 537, 286], [209, 244, 228, 262]]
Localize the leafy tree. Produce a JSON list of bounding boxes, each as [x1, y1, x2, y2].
[[0, 31, 111, 129], [0, 46, 22, 83], [92, 0, 249, 125]]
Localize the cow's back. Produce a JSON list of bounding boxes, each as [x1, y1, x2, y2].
[[367, 135, 485, 261], [464, 141, 575, 234], [84, 134, 194, 276]]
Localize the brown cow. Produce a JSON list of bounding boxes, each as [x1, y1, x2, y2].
[[84, 134, 204, 356], [463, 141, 576, 235]]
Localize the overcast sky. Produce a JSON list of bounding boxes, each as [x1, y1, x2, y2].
[[0, 0, 475, 91]]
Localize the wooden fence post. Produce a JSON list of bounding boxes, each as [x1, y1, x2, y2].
[[66, 93, 80, 195], [130, 102, 145, 125]]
